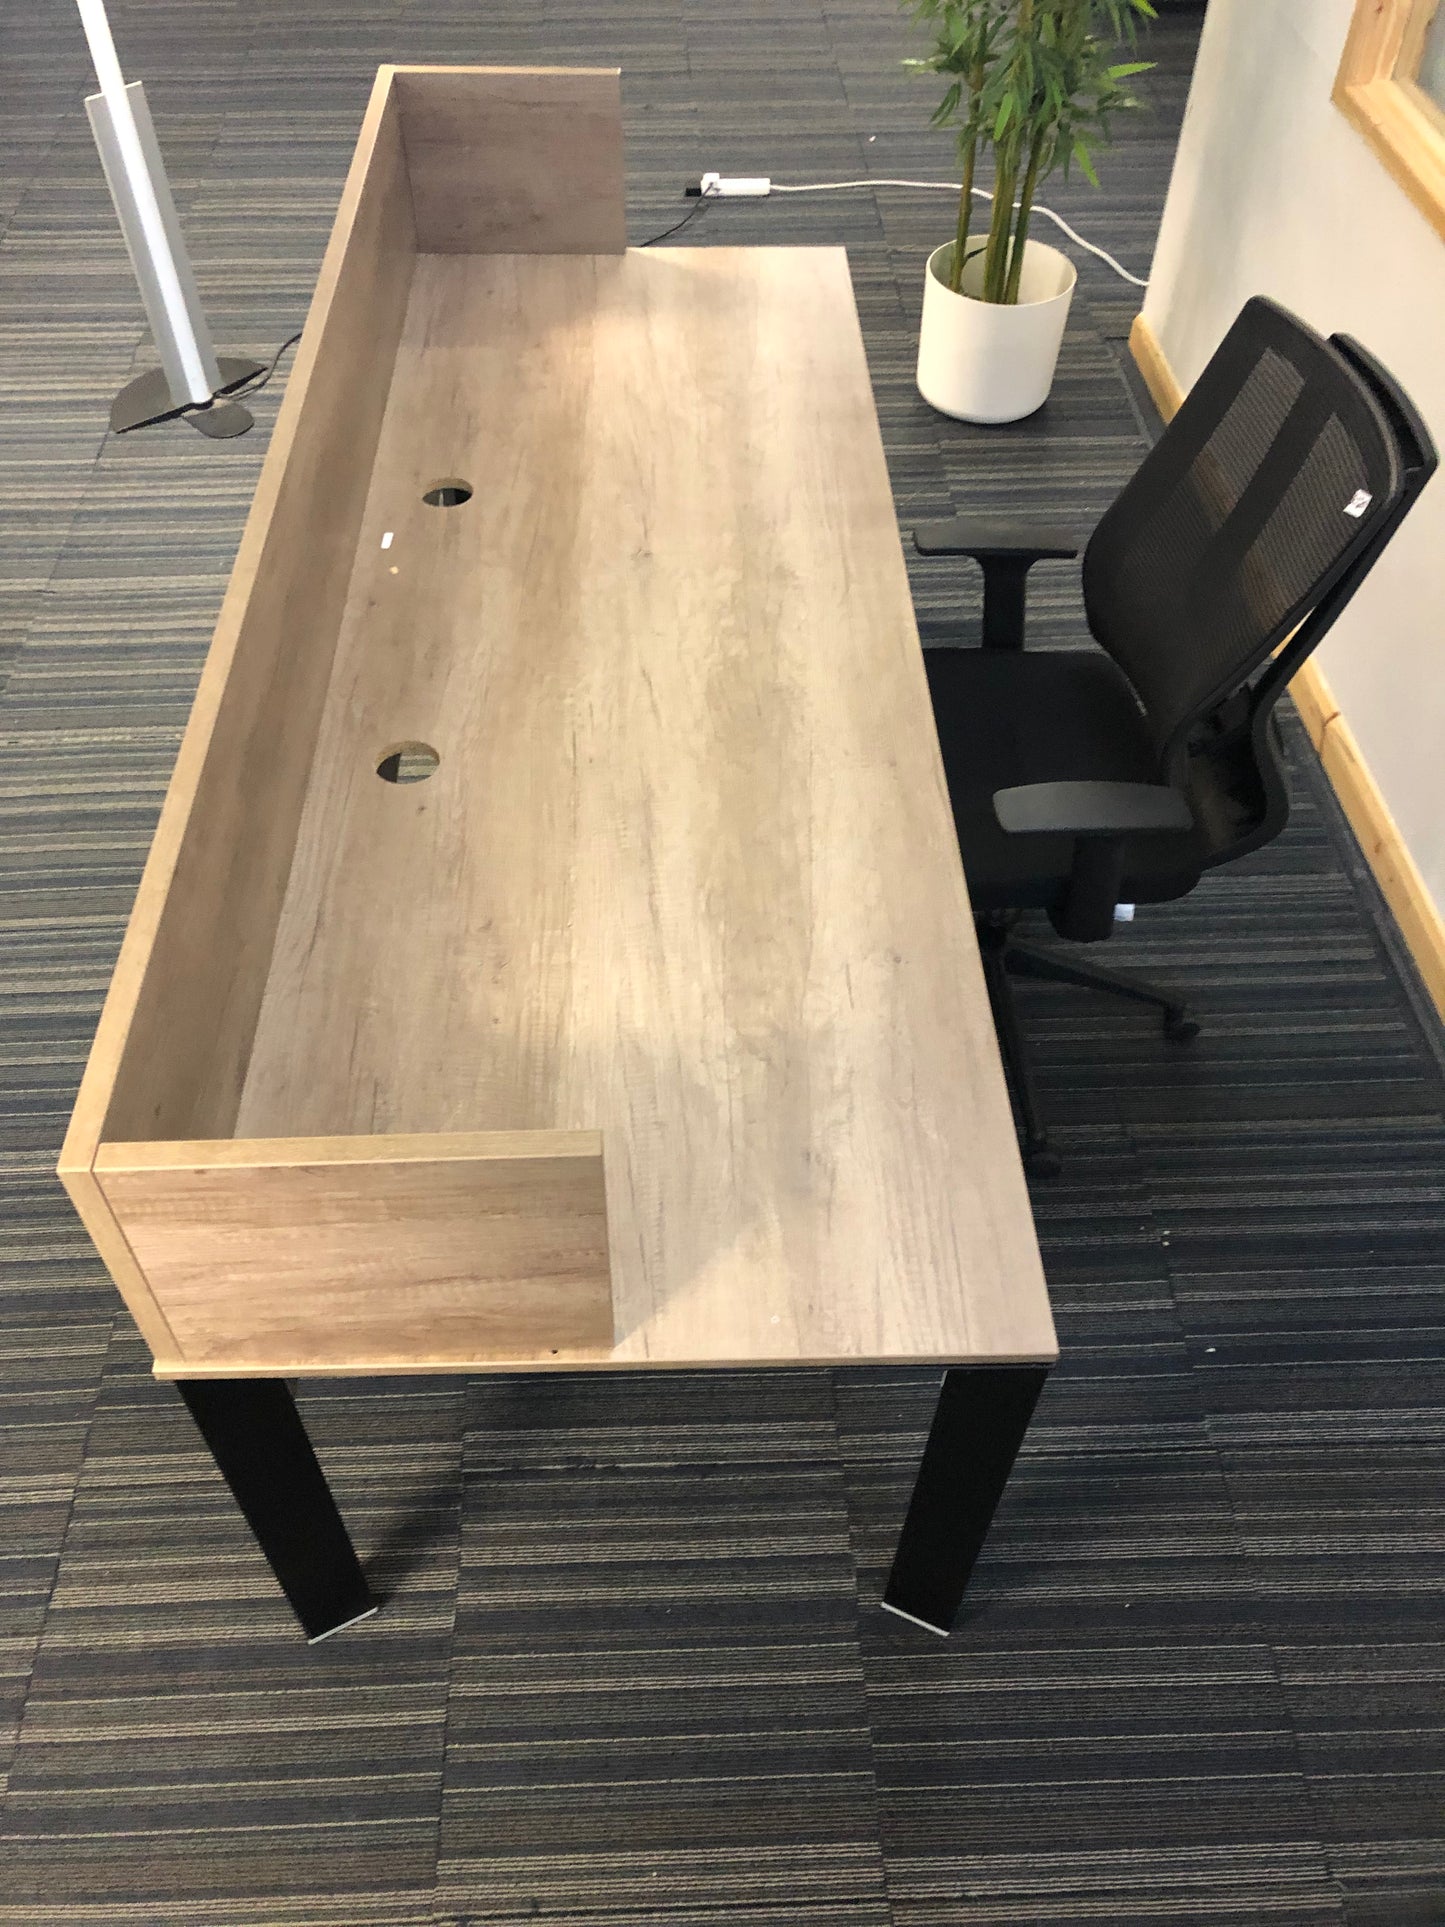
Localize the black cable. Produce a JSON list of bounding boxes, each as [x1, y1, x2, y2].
[[639, 195, 713, 247], [225, 329, 303, 402]]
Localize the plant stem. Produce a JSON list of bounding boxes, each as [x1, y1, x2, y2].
[[982, 145, 1018, 302], [1003, 128, 1046, 303], [950, 128, 978, 293], [950, 53, 987, 296], [984, 0, 1036, 303]]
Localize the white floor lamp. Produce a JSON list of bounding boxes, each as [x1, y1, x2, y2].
[[78, 0, 262, 437]]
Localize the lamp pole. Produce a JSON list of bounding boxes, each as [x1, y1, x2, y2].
[[77, 0, 262, 436]]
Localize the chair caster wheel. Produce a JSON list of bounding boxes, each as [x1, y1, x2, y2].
[[1164, 1010, 1201, 1043], [1024, 1144, 1061, 1179]]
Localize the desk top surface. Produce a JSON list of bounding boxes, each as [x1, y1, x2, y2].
[[236, 245, 1055, 1368]]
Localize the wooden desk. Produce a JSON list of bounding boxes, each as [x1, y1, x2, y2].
[[60, 65, 1055, 1641]]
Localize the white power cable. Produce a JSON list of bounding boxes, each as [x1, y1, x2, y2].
[[767, 178, 1148, 287]]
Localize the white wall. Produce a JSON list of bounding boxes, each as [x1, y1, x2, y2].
[[1143, 0, 1445, 915]]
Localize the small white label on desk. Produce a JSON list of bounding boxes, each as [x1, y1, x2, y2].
[[381, 531, 394, 549]]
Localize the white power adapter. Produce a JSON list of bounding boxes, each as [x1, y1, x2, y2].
[[699, 171, 773, 198]]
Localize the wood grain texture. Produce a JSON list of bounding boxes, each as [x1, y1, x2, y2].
[[391, 66, 626, 254], [1398, 0, 1445, 95], [95, 1133, 612, 1369], [1288, 660, 1340, 755], [1340, 0, 1433, 88], [57, 1165, 185, 1370], [60, 70, 418, 1167], [1334, 0, 1445, 240], [236, 246, 1054, 1370]]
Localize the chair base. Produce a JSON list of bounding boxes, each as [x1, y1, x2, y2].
[[977, 918, 1200, 1178]]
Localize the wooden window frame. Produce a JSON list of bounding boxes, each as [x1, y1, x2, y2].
[[1335, 0, 1445, 239]]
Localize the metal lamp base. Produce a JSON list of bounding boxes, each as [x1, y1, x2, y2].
[[110, 355, 265, 438]]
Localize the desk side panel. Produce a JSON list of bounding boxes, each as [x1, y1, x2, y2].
[[60, 72, 417, 1166], [94, 1132, 612, 1370], [391, 66, 626, 253], [58, 1165, 185, 1370]]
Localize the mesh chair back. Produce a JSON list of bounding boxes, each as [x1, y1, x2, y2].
[[1083, 298, 1409, 767]]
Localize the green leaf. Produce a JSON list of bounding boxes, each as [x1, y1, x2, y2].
[[930, 79, 962, 124], [901, 0, 1150, 190]]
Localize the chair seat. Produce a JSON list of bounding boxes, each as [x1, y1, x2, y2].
[[923, 645, 1206, 912]]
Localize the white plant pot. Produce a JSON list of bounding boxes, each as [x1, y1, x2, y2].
[[916, 237, 1077, 423]]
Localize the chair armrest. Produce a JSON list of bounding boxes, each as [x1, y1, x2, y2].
[[994, 782, 1194, 942], [993, 781, 1194, 839], [913, 520, 1083, 650], [913, 518, 1081, 561]]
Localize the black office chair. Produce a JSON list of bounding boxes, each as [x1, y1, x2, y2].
[[917, 296, 1436, 1177]]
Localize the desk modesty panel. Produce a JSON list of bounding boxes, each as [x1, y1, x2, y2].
[[59, 65, 1055, 1380]]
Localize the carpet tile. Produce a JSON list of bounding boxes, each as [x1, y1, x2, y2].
[[2, 4, 1443, 1922]]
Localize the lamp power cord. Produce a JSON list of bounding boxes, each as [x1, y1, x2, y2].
[[222, 329, 303, 401]]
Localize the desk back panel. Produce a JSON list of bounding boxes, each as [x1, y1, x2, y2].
[[393, 67, 626, 254]]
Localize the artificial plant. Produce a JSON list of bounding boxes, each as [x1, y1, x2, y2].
[[906, 0, 1154, 303]]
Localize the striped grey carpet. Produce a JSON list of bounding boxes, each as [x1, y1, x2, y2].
[[3, 3, 1444, 1922]]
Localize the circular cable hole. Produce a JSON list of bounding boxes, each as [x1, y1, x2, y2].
[[376, 741, 439, 784], [422, 479, 473, 508]]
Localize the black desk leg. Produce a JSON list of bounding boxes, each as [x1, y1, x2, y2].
[[882, 1364, 1050, 1635], [177, 1379, 376, 1643]]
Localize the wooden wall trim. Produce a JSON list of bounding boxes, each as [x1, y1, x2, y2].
[[1128, 307, 1184, 417], [1129, 310, 1445, 1022], [1320, 703, 1445, 1016], [1286, 657, 1341, 755]]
